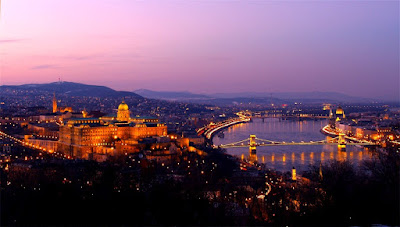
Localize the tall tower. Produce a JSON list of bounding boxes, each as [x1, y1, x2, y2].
[[52, 93, 57, 113], [117, 101, 130, 121]]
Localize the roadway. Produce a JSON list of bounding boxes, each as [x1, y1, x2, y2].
[[202, 117, 251, 140]]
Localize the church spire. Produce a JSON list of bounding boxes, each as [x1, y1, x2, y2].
[[52, 92, 57, 113]]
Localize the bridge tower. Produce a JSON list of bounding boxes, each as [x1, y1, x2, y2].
[[249, 135, 257, 154], [248, 134, 258, 163], [338, 133, 346, 151]]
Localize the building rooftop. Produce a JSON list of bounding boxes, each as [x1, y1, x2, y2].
[[68, 117, 100, 121], [29, 122, 59, 129], [40, 113, 59, 116], [102, 114, 117, 118], [144, 122, 160, 127], [133, 116, 158, 120]]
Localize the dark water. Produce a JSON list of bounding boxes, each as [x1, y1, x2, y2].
[[213, 118, 372, 173]]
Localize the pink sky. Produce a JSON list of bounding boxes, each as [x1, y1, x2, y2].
[[0, 0, 398, 101]]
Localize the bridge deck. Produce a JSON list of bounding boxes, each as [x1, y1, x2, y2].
[[220, 142, 374, 148]]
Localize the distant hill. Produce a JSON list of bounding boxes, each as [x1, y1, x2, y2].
[[134, 89, 377, 104], [209, 91, 374, 103], [1, 82, 142, 98], [188, 97, 285, 106], [134, 89, 210, 101], [133, 89, 283, 105], [1, 82, 377, 105]]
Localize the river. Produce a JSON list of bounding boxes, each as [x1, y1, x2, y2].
[[213, 118, 372, 173]]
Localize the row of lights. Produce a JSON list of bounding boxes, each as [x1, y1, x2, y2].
[[0, 130, 71, 159]]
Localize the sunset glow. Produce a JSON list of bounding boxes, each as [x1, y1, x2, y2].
[[0, 0, 398, 100]]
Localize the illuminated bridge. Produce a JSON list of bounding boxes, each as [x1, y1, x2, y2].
[[215, 134, 376, 153]]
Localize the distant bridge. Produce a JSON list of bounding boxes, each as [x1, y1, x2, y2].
[[251, 115, 330, 120]]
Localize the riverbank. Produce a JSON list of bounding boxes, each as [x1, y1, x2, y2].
[[320, 124, 338, 137], [203, 117, 251, 140]]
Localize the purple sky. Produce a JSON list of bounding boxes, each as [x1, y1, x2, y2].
[[0, 0, 398, 100]]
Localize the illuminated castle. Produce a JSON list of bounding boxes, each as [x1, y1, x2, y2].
[[58, 101, 167, 159]]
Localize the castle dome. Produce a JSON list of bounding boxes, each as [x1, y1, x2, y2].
[[118, 101, 129, 111]]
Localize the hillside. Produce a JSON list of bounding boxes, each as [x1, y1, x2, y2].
[[1, 82, 142, 98]]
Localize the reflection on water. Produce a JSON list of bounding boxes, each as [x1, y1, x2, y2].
[[213, 118, 372, 172]]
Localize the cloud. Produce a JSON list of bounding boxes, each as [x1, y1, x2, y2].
[[0, 39, 25, 43], [62, 54, 102, 61], [31, 64, 59, 70], [62, 52, 143, 61]]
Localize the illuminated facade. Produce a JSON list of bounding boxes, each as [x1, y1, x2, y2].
[[323, 104, 331, 111], [52, 94, 73, 113], [335, 106, 345, 121], [336, 106, 343, 115], [59, 106, 73, 113], [58, 101, 167, 159]]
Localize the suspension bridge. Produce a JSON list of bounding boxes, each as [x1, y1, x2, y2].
[[214, 134, 376, 153]]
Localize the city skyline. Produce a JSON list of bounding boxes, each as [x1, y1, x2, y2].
[[0, 0, 398, 101]]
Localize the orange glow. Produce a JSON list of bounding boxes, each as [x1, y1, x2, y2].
[[292, 168, 297, 181]]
